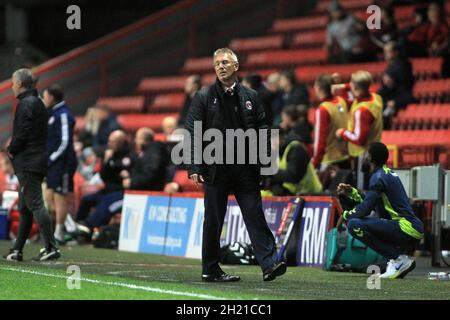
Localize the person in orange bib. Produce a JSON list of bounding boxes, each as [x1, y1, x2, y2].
[[333, 71, 383, 189], [312, 73, 350, 171]]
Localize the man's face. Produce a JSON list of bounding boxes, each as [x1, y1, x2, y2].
[[11, 76, 21, 98], [314, 82, 321, 98], [98, 109, 109, 121], [280, 112, 294, 129], [213, 52, 238, 84], [350, 81, 361, 98], [383, 43, 396, 62], [428, 4, 439, 24], [108, 133, 122, 152], [278, 75, 290, 92], [184, 76, 198, 95], [42, 90, 55, 109], [134, 131, 146, 152]]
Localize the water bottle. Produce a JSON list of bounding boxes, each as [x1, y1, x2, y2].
[[428, 272, 450, 280]]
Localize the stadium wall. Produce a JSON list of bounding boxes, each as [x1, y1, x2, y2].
[[119, 191, 341, 268]]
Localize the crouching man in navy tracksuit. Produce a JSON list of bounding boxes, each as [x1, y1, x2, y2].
[[338, 142, 423, 279]]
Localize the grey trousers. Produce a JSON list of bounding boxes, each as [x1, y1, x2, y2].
[[13, 171, 57, 252]]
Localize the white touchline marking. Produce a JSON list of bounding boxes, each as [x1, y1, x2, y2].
[[0, 266, 228, 300]]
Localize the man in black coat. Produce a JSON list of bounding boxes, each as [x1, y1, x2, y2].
[[3, 69, 60, 262], [186, 48, 286, 282], [378, 41, 416, 129], [121, 127, 168, 191], [76, 130, 135, 230]]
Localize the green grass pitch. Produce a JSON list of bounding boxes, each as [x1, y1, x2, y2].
[[0, 241, 449, 300]]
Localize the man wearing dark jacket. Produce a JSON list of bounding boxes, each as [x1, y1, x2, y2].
[[43, 84, 78, 244], [121, 127, 168, 191], [378, 41, 416, 129], [186, 48, 286, 282], [178, 75, 201, 127], [3, 69, 60, 262], [265, 130, 322, 196], [76, 130, 134, 230]]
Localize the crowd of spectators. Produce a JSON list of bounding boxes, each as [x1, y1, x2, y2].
[[1, 0, 447, 244]]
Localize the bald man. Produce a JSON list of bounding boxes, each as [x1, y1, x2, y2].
[[120, 127, 168, 191], [76, 130, 135, 233]]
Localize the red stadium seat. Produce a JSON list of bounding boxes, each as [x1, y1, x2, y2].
[[137, 76, 188, 94], [394, 5, 415, 23], [182, 57, 215, 74], [413, 79, 450, 103], [173, 170, 198, 192], [118, 113, 179, 133], [393, 104, 450, 130], [382, 129, 450, 167], [272, 11, 367, 33], [314, 0, 372, 14], [272, 16, 329, 33], [96, 96, 144, 114], [291, 30, 326, 48], [149, 93, 185, 113], [295, 58, 442, 84], [230, 35, 284, 53], [154, 133, 167, 142], [201, 73, 216, 86], [246, 49, 327, 68]]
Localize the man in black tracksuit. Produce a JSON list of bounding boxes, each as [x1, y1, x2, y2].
[[3, 69, 59, 262], [186, 48, 286, 282]]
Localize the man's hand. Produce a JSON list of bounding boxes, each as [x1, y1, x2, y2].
[[335, 128, 345, 139], [331, 83, 346, 95], [104, 149, 114, 163], [336, 183, 353, 196], [386, 100, 396, 110], [189, 173, 204, 189]]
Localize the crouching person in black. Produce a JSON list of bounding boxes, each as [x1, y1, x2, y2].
[[120, 127, 169, 191]]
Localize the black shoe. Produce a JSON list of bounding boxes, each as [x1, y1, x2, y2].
[[263, 261, 287, 281], [3, 249, 23, 262], [202, 272, 241, 282], [32, 248, 61, 262]]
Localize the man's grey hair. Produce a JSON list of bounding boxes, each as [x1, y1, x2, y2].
[[12, 68, 36, 89], [213, 48, 238, 63]]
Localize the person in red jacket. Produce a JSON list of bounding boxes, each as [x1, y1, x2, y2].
[[332, 71, 383, 189], [312, 74, 350, 170], [407, 2, 449, 57]]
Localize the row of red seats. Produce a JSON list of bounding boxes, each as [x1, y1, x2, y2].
[[391, 104, 450, 130], [382, 129, 450, 168]]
